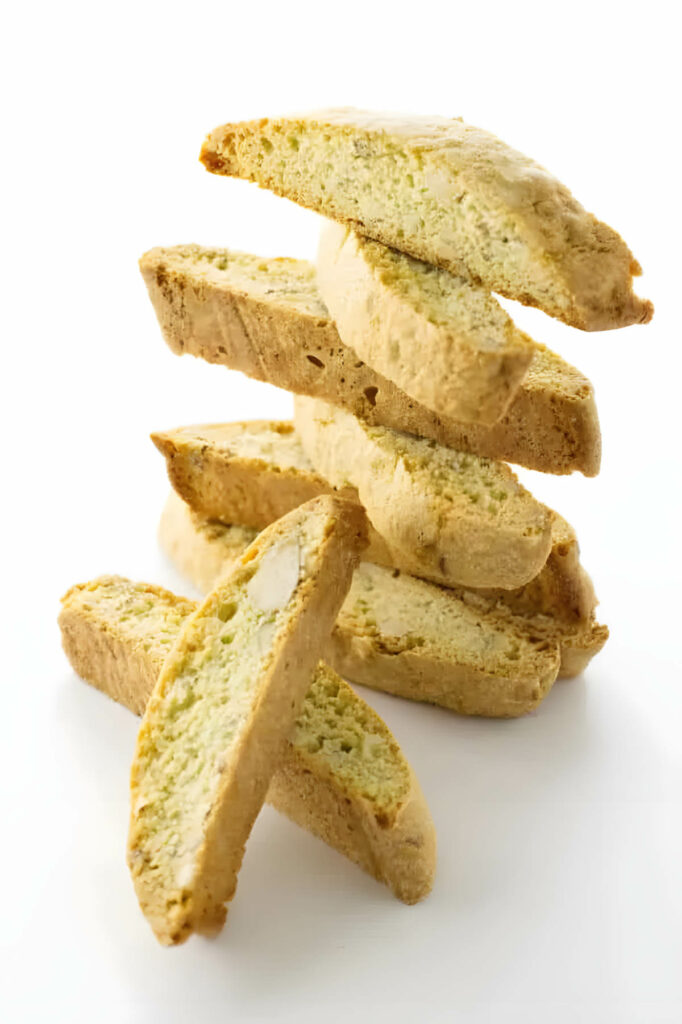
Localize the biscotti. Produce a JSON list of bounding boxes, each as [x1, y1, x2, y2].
[[159, 493, 608, 713], [316, 221, 534, 425], [59, 575, 436, 905], [295, 397, 553, 590], [200, 108, 652, 330], [127, 496, 367, 943], [139, 244, 601, 476], [153, 421, 596, 622]]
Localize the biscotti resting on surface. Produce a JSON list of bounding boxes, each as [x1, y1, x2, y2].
[[59, 575, 436, 906], [139, 245, 601, 476], [126, 495, 367, 944], [159, 492, 608, 716], [316, 221, 534, 425], [200, 108, 652, 330], [152, 420, 596, 623], [294, 397, 553, 590]]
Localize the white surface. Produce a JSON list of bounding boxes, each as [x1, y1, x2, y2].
[[3, 2, 681, 1021]]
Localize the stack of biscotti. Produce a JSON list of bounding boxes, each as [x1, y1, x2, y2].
[[60, 109, 651, 946], [139, 109, 653, 722]]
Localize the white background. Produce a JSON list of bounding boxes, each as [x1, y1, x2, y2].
[[3, 2, 681, 1021]]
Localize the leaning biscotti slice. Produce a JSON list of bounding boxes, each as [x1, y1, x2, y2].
[[316, 221, 534, 425], [139, 245, 601, 476], [200, 108, 652, 330], [159, 493, 607, 713], [126, 496, 367, 944], [153, 423, 596, 623], [294, 398, 552, 590], [59, 575, 435, 905]]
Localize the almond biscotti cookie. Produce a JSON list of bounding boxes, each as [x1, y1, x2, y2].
[[159, 493, 607, 713], [126, 496, 367, 943], [152, 422, 595, 623], [59, 575, 435, 906], [200, 108, 652, 330], [294, 397, 552, 590], [139, 245, 601, 476], [316, 221, 534, 425]]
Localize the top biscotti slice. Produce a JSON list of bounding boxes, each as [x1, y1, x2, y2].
[[59, 576, 435, 904], [317, 221, 534, 425], [294, 398, 552, 590], [127, 495, 367, 945], [139, 244, 601, 476], [200, 108, 652, 330]]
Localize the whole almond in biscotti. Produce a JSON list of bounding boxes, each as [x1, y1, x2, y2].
[[294, 397, 553, 591], [139, 244, 602, 477], [126, 495, 367, 944], [200, 108, 652, 330]]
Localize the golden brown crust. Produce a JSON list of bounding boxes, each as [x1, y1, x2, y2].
[[152, 421, 344, 528], [59, 574, 436, 905], [139, 246, 601, 476]]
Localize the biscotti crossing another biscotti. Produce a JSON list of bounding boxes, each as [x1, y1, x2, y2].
[[139, 244, 602, 476], [59, 574, 436, 905]]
